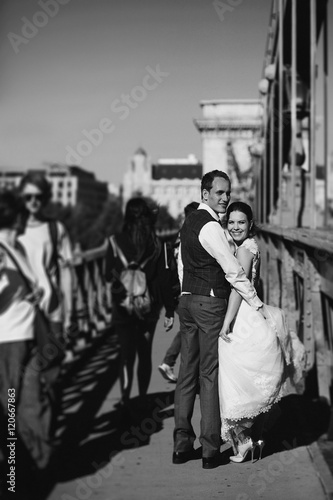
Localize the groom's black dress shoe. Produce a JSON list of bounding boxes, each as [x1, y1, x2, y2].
[[172, 449, 196, 464], [202, 454, 221, 469]]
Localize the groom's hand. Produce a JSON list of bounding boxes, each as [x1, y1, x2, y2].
[[258, 303, 269, 319]]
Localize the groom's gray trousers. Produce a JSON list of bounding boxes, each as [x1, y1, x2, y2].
[[174, 294, 227, 458]]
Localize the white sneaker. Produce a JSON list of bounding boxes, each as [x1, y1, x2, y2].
[[64, 349, 74, 364], [158, 363, 177, 383]]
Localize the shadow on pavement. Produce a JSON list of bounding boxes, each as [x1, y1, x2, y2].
[[33, 332, 176, 498], [54, 390, 175, 483], [16, 328, 332, 497], [260, 394, 330, 459]]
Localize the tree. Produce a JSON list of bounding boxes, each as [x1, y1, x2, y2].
[[43, 195, 123, 250], [140, 196, 179, 232], [80, 195, 123, 249], [43, 194, 178, 250]]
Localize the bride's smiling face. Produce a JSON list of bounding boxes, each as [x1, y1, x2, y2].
[[227, 210, 251, 246]]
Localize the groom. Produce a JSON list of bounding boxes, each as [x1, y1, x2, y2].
[[173, 169, 266, 469]]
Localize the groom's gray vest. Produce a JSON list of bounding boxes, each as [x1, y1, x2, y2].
[[180, 209, 230, 298]]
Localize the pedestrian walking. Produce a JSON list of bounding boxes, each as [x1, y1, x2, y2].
[[105, 197, 175, 411], [158, 201, 199, 384], [0, 190, 54, 499], [18, 172, 74, 396]]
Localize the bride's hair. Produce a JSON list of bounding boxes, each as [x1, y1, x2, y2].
[[226, 201, 257, 238]]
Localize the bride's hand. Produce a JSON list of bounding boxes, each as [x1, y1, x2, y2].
[[219, 326, 232, 343]]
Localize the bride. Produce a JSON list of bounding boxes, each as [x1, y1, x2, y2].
[[218, 202, 303, 463]]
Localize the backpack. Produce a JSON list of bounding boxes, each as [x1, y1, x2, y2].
[[110, 235, 155, 319]]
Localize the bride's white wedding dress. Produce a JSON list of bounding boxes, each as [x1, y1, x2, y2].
[[218, 237, 305, 442]]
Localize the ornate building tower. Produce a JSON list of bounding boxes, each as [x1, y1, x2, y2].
[[122, 150, 202, 219], [194, 99, 262, 201], [122, 147, 152, 206]]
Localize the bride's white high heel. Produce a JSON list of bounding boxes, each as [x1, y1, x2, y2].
[[229, 438, 255, 463], [254, 439, 265, 460]]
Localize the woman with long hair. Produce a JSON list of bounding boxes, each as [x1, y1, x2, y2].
[[106, 197, 175, 410], [18, 172, 73, 391]]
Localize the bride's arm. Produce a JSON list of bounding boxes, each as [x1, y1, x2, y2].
[[220, 246, 254, 341]]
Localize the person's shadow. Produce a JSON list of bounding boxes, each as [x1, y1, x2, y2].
[[255, 394, 330, 460], [27, 330, 331, 496], [36, 330, 175, 498]]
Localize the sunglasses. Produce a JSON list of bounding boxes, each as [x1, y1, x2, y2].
[[23, 193, 44, 202]]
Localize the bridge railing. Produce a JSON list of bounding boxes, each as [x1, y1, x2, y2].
[[257, 225, 333, 404], [68, 228, 179, 346], [69, 240, 111, 346]]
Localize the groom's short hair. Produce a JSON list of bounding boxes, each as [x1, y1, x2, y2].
[[201, 170, 230, 194]]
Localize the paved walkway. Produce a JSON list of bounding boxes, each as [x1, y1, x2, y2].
[[45, 316, 333, 500]]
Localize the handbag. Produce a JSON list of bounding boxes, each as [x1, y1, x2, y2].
[[33, 307, 66, 371], [0, 241, 65, 371]]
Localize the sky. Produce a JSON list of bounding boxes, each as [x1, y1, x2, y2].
[[0, 0, 275, 186]]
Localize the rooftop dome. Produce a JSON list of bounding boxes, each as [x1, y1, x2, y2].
[[135, 147, 147, 156]]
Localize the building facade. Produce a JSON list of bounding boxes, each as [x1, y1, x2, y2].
[[194, 99, 263, 203], [0, 164, 108, 213], [122, 149, 202, 219]]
